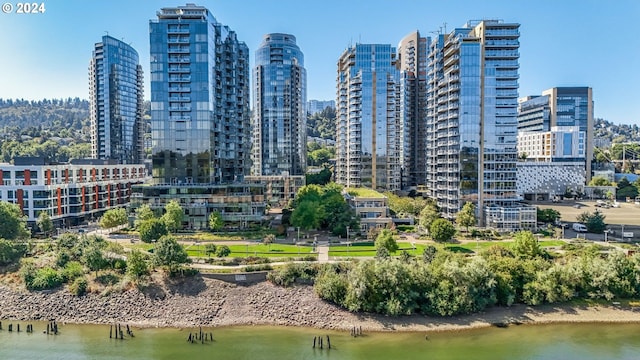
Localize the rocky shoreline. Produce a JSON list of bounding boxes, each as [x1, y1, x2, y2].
[[3, 276, 640, 332]]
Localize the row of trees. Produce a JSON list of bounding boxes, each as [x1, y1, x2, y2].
[[589, 176, 640, 200], [306, 231, 640, 316]]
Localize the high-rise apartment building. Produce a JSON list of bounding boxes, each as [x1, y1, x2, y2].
[[149, 3, 250, 185], [397, 31, 429, 189], [252, 33, 307, 176], [89, 35, 144, 164], [426, 20, 535, 230], [335, 44, 401, 191], [517, 87, 593, 180]]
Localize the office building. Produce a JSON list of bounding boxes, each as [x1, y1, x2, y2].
[[252, 33, 307, 176], [397, 31, 429, 189], [517, 87, 593, 181], [149, 3, 250, 185], [307, 100, 335, 115], [517, 126, 586, 200], [89, 35, 144, 164], [0, 157, 147, 227], [335, 44, 401, 191], [426, 20, 535, 230]]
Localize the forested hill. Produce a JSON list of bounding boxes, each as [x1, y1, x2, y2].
[[595, 118, 640, 144], [0, 98, 90, 137]]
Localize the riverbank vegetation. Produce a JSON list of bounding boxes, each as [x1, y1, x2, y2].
[[270, 231, 640, 317]]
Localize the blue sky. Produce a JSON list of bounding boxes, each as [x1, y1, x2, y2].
[[0, 0, 638, 125]]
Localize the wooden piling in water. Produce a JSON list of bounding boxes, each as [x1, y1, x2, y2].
[[313, 336, 316, 348], [327, 335, 331, 349], [8, 324, 12, 332]]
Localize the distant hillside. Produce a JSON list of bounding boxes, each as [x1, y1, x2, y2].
[[595, 118, 640, 144], [307, 106, 336, 140], [0, 98, 90, 141]]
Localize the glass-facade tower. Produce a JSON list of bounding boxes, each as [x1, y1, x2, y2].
[[252, 33, 307, 176], [89, 35, 144, 164], [149, 4, 250, 185], [426, 20, 535, 229], [397, 31, 429, 189], [336, 44, 401, 191]]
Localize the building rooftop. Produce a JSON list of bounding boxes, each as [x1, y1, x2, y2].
[[345, 187, 386, 198]]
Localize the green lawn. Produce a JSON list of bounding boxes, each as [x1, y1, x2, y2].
[[186, 243, 314, 258], [329, 242, 426, 257], [329, 240, 567, 257]]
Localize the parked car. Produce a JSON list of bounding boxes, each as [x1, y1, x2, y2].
[[572, 223, 588, 232]]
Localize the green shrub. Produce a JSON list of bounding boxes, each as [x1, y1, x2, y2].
[[267, 263, 318, 287], [56, 249, 71, 268], [0, 239, 27, 265], [112, 258, 127, 272], [69, 276, 88, 296], [62, 261, 85, 281], [30, 267, 64, 290], [245, 264, 273, 272], [19, 258, 37, 287]]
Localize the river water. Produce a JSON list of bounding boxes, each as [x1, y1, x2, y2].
[[1, 322, 640, 359]]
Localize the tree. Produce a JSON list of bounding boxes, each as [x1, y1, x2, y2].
[[422, 245, 437, 263], [537, 208, 561, 223], [162, 200, 183, 233], [290, 200, 324, 230], [216, 245, 231, 258], [82, 245, 106, 276], [126, 249, 150, 280], [0, 201, 29, 240], [99, 208, 127, 229], [153, 235, 190, 273], [37, 211, 53, 237], [374, 229, 399, 253], [138, 218, 168, 243], [263, 233, 275, 250], [512, 231, 544, 259], [306, 167, 332, 185], [205, 243, 217, 258], [430, 219, 456, 243], [456, 202, 477, 232], [589, 176, 612, 186], [134, 204, 155, 228], [586, 210, 607, 234], [208, 211, 223, 232], [419, 200, 441, 231], [616, 176, 638, 200], [0, 239, 27, 265]]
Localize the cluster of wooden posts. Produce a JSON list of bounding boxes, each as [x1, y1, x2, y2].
[[187, 326, 213, 344], [312, 335, 331, 349], [350, 325, 363, 337], [0, 320, 56, 335], [109, 323, 134, 340], [0, 321, 36, 333]]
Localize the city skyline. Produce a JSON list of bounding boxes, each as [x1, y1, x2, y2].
[[0, 0, 638, 125]]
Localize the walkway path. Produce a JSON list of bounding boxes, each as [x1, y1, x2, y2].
[[317, 245, 330, 263]]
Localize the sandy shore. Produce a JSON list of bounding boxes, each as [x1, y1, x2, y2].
[[2, 276, 640, 332]]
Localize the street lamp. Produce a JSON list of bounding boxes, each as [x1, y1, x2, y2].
[[604, 229, 610, 242], [561, 224, 567, 239]]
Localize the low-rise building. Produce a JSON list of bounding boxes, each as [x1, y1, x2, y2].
[[245, 175, 305, 208], [343, 188, 392, 233], [0, 157, 148, 226], [130, 183, 267, 230]]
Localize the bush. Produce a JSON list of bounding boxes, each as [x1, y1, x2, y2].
[[30, 267, 64, 290], [244, 264, 273, 272], [69, 276, 88, 296], [267, 263, 318, 287], [0, 239, 27, 265], [62, 261, 85, 281]]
